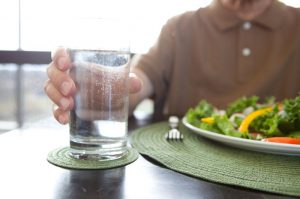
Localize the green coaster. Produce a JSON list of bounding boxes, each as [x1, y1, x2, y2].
[[131, 122, 300, 197], [47, 147, 139, 170]]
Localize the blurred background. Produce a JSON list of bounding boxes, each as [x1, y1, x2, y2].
[[0, 0, 299, 133]]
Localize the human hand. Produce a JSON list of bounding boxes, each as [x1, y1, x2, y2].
[[44, 47, 142, 124]]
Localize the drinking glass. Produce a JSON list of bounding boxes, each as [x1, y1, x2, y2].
[[65, 19, 131, 160]]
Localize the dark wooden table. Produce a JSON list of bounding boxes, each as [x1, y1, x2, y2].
[[0, 117, 296, 199]]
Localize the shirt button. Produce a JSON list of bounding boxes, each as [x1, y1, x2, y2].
[[242, 48, 251, 56], [243, 22, 251, 30]]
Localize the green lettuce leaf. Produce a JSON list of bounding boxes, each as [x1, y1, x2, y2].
[[185, 100, 215, 124], [226, 96, 259, 116], [213, 115, 243, 138], [278, 95, 300, 133], [288, 131, 300, 138], [249, 107, 282, 137]]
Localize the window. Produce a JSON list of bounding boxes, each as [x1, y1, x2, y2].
[[0, 0, 299, 132], [0, 65, 18, 131], [0, 0, 213, 132], [1, 0, 299, 52], [20, 0, 212, 52], [0, 0, 19, 50], [23, 64, 52, 124]]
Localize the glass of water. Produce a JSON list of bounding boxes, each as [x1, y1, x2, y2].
[[64, 19, 131, 160]]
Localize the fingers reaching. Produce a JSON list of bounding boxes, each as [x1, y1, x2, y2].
[[44, 80, 74, 111], [51, 47, 72, 71], [47, 62, 76, 97], [45, 47, 75, 125], [53, 105, 70, 125]]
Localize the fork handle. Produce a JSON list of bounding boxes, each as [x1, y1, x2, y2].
[[169, 116, 179, 129]]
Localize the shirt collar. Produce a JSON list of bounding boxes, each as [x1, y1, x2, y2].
[[207, 0, 287, 31]]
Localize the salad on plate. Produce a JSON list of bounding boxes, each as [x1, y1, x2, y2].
[[185, 94, 300, 145]]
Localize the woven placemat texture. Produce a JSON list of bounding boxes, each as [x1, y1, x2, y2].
[[47, 147, 139, 170], [130, 122, 300, 197]]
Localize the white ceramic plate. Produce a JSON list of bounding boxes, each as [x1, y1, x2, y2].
[[182, 117, 300, 156]]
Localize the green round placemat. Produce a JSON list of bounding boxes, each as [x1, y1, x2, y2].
[[130, 122, 300, 197], [47, 147, 139, 170]]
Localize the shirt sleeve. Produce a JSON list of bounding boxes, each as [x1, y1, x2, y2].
[[135, 19, 175, 109]]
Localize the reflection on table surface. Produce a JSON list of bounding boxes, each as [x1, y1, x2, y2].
[[0, 116, 295, 199]]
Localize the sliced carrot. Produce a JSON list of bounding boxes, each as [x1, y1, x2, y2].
[[262, 137, 300, 145]]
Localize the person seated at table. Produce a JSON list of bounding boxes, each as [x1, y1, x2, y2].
[[45, 0, 300, 124]]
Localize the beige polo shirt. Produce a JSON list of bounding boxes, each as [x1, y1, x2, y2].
[[136, 0, 300, 118]]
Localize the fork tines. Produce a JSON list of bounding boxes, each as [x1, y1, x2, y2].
[[165, 129, 184, 140]]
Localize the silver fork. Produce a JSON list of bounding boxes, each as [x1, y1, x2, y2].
[[165, 116, 184, 140]]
